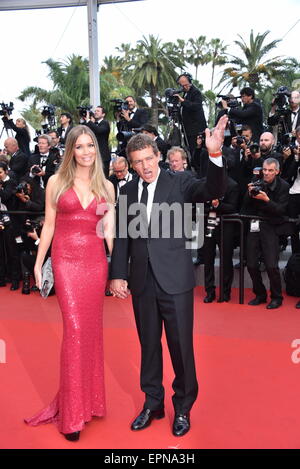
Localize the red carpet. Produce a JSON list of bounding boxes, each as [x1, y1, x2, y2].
[[1, 285, 300, 449]]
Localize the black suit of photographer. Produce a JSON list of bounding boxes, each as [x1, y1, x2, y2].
[[0, 177, 21, 283], [241, 176, 290, 301], [27, 149, 59, 188], [118, 108, 149, 132], [9, 150, 28, 183], [268, 109, 300, 135], [229, 101, 264, 143], [180, 85, 207, 155], [57, 124, 74, 145], [2, 117, 31, 156], [203, 177, 239, 299], [84, 119, 111, 177]]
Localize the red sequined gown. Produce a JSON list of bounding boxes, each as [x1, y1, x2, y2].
[[25, 187, 108, 434]]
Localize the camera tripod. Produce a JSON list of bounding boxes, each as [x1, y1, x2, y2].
[[165, 110, 192, 161]]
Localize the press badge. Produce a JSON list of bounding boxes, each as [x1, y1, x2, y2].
[[250, 219, 260, 232]]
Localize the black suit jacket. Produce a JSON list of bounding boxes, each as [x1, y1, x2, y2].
[[229, 101, 264, 142], [267, 109, 300, 133], [84, 120, 111, 162], [181, 85, 207, 136], [9, 150, 28, 182], [27, 150, 59, 187], [111, 161, 226, 295], [57, 124, 74, 145]]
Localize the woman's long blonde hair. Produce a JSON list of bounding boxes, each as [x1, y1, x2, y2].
[[53, 125, 112, 205]]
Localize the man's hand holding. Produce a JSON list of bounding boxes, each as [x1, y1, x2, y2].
[[109, 279, 130, 299]]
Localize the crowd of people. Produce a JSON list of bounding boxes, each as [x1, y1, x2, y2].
[[1, 87, 300, 311], [1, 80, 300, 442]]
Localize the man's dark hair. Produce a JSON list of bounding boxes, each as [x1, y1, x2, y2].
[[0, 162, 8, 172], [60, 112, 73, 124], [126, 133, 159, 160], [141, 124, 159, 137], [96, 105, 106, 114], [240, 87, 255, 99], [47, 130, 59, 138], [125, 96, 136, 102], [241, 125, 252, 132]]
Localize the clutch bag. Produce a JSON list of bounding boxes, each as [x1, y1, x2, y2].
[[40, 257, 54, 298]]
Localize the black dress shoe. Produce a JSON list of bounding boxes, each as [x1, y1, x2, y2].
[[131, 408, 165, 431], [172, 413, 190, 437], [296, 300, 300, 309], [203, 292, 216, 303], [266, 299, 282, 309], [64, 431, 80, 441], [248, 296, 267, 306], [10, 281, 19, 291], [218, 293, 231, 303]]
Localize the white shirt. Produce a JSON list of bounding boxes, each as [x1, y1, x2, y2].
[[117, 172, 132, 199], [291, 108, 299, 131], [137, 156, 223, 221]]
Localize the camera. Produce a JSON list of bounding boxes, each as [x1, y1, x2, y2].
[[273, 86, 291, 112], [24, 219, 40, 233], [16, 181, 29, 196], [31, 165, 42, 175], [205, 208, 220, 238], [249, 167, 265, 197], [0, 212, 10, 230], [77, 105, 93, 118], [116, 128, 141, 144], [40, 104, 56, 130], [249, 143, 260, 154], [165, 88, 183, 119], [110, 99, 129, 114], [217, 95, 241, 109], [0, 101, 14, 116], [236, 135, 247, 145]]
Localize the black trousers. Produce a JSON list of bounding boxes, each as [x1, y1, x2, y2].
[[0, 226, 21, 282], [288, 193, 300, 253], [204, 226, 234, 295], [246, 225, 282, 300], [132, 263, 198, 414]]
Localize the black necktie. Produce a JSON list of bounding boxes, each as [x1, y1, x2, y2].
[[140, 181, 149, 206], [140, 181, 149, 236]]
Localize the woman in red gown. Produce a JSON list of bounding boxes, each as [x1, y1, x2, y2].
[[25, 126, 115, 441]]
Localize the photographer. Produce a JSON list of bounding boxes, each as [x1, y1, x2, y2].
[[141, 124, 169, 162], [268, 90, 300, 138], [116, 96, 148, 131], [203, 176, 240, 303], [82, 106, 111, 177], [173, 73, 207, 155], [241, 158, 290, 309], [284, 126, 300, 253], [27, 134, 57, 188], [0, 162, 21, 290], [191, 134, 209, 178], [57, 112, 74, 145], [2, 113, 31, 156], [4, 137, 28, 183], [222, 87, 264, 143]]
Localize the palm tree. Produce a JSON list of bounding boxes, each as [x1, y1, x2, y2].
[[218, 30, 286, 92], [186, 36, 210, 81], [124, 35, 184, 127], [19, 55, 90, 123]]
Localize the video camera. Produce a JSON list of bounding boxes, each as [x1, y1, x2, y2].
[[77, 105, 93, 119], [0, 101, 14, 116], [217, 95, 241, 109], [273, 86, 291, 113], [41, 104, 56, 130], [165, 88, 183, 120], [16, 181, 30, 196], [110, 99, 129, 114], [116, 128, 141, 144]]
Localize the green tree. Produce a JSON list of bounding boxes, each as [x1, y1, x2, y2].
[[124, 35, 184, 127], [186, 36, 210, 81], [218, 30, 286, 92]]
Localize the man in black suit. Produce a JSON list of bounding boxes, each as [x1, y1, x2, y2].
[[109, 156, 134, 201], [57, 112, 74, 145], [141, 124, 169, 161], [268, 90, 300, 138], [27, 134, 58, 188], [82, 106, 111, 177], [110, 116, 228, 437], [222, 87, 264, 143], [118, 96, 148, 131], [241, 158, 290, 309], [174, 73, 207, 156], [4, 137, 28, 182]]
